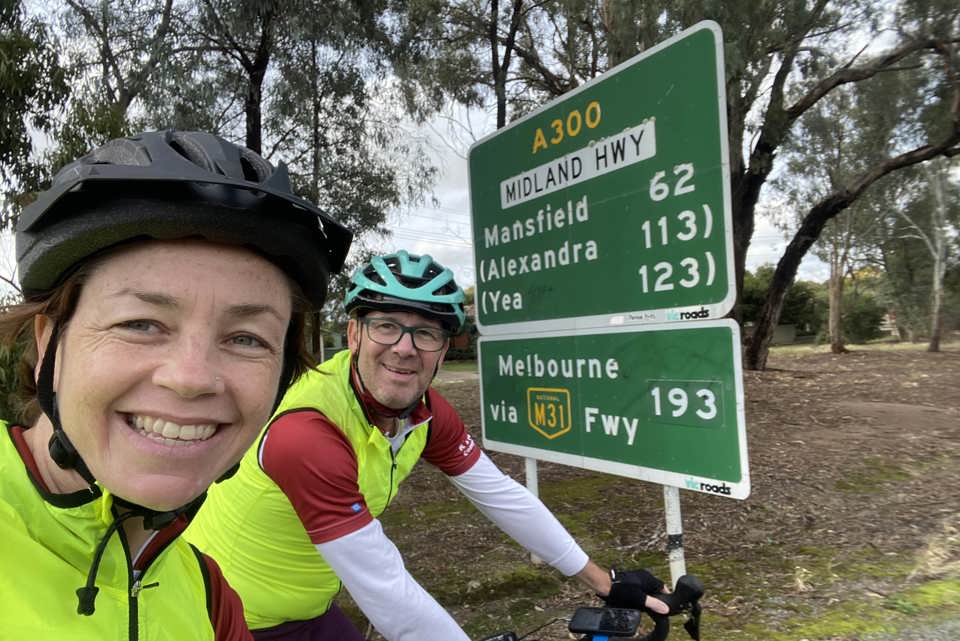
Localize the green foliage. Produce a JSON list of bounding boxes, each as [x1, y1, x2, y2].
[[868, 160, 960, 340], [741, 263, 887, 344], [945, 262, 960, 331], [741, 265, 825, 335], [0, 0, 69, 228], [0, 338, 22, 422], [842, 296, 886, 343], [0, 289, 24, 421], [812, 276, 887, 344], [0, 1, 441, 329]]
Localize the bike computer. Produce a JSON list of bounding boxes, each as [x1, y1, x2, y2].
[[568, 607, 642, 635]]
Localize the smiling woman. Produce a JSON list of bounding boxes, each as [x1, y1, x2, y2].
[[38, 240, 293, 512], [0, 130, 352, 640]]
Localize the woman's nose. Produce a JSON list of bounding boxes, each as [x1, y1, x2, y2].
[[152, 336, 225, 398]]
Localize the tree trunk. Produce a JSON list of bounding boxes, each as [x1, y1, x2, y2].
[[730, 168, 762, 322], [743, 187, 844, 370], [828, 269, 847, 354], [242, 6, 275, 154], [310, 38, 321, 199], [928, 272, 943, 352], [245, 67, 265, 154], [927, 160, 949, 353], [308, 37, 323, 361], [488, 0, 523, 130]]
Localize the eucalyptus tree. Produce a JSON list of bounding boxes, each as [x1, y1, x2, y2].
[[876, 212, 932, 342], [731, 0, 959, 368], [892, 158, 958, 351], [171, 0, 443, 326], [772, 72, 910, 353], [0, 0, 67, 229], [48, 0, 184, 168], [264, 5, 438, 270], [919, 160, 954, 351], [401, 0, 960, 368]]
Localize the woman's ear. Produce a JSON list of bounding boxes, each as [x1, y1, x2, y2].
[[33, 314, 55, 381]]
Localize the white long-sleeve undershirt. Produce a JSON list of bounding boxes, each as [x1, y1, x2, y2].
[[317, 519, 470, 641], [448, 452, 588, 576], [316, 452, 588, 641]]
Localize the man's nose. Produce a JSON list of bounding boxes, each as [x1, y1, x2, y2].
[[391, 330, 418, 354]]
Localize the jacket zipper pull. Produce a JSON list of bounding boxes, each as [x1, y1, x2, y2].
[[130, 580, 159, 598]]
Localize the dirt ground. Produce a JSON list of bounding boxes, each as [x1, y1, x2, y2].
[[357, 343, 960, 640]]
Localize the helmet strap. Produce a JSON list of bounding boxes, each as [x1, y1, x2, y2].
[[37, 320, 97, 487], [77, 491, 208, 616]]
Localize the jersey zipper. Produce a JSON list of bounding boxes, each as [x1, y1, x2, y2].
[[384, 426, 418, 506], [116, 512, 140, 641], [118, 515, 164, 641], [385, 448, 398, 504]]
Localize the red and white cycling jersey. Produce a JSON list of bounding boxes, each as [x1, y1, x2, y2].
[[260, 388, 480, 544]]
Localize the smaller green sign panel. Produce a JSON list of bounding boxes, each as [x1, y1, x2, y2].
[[478, 320, 749, 499]]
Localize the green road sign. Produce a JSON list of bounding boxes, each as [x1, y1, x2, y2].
[[478, 320, 749, 499], [469, 21, 734, 334]]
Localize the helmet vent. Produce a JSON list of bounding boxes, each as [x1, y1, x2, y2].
[[168, 132, 218, 173], [239, 147, 273, 183], [240, 157, 259, 181]]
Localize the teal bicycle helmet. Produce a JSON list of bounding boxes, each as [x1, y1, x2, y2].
[[344, 251, 466, 331]]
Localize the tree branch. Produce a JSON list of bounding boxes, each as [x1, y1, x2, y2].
[[0, 272, 21, 295], [787, 36, 960, 120], [199, 0, 253, 70], [66, 0, 126, 102]]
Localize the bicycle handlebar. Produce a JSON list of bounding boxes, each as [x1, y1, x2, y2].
[[477, 574, 704, 641], [637, 574, 704, 641]]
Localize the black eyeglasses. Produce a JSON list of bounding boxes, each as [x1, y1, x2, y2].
[[360, 317, 450, 352]]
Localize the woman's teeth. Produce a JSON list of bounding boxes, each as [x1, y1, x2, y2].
[[130, 415, 217, 443]]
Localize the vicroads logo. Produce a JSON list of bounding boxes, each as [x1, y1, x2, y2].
[[666, 306, 710, 321], [685, 478, 732, 495]]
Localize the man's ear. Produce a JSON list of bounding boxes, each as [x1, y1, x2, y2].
[[33, 315, 55, 381], [346, 317, 360, 352], [437, 339, 449, 368]]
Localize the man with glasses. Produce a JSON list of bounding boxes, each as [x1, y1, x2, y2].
[[187, 250, 668, 641]]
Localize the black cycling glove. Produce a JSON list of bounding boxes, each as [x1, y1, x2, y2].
[[602, 568, 666, 611]]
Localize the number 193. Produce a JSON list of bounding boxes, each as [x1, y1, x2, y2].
[[650, 385, 718, 421]]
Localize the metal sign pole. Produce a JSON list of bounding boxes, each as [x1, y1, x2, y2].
[[524, 457, 539, 496], [525, 458, 543, 564], [663, 485, 686, 585]]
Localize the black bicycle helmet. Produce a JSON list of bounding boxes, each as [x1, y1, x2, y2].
[[344, 250, 466, 331], [16, 129, 352, 306]]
